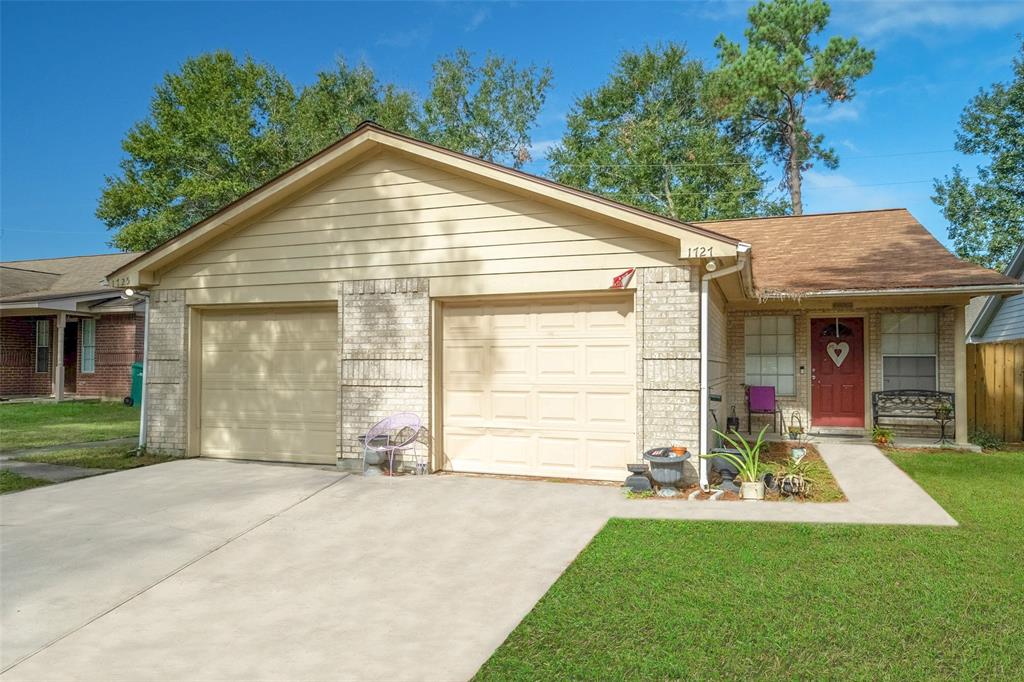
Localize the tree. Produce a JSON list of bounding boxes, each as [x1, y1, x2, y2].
[[98, 52, 296, 252], [708, 0, 874, 214], [549, 45, 785, 222], [933, 40, 1024, 270], [419, 49, 553, 169], [100, 50, 554, 251], [289, 59, 417, 161]]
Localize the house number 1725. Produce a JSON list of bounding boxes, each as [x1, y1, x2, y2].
[[686, 246, 714, 258]]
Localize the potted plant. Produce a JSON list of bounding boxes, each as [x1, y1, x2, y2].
[[872, 425, 895, 447], [711, 425, 770, 500]]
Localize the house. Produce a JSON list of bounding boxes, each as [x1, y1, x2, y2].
[[1, 253, 144, 401], [967, 242, 1024, 343], [105, 123, 1023, 481]]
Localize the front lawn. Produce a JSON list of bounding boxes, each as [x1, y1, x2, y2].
[[0, 401, 139, 451], [476, 451, 1024, 680], [21, 447, 174, 470], [0, 470, 52, 494]]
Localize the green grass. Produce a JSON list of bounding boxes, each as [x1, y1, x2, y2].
[[21, 447, 174, 470], [0, 401, 139, 451], [0, 470, 52, 494], [476, 451, 1024, 681]]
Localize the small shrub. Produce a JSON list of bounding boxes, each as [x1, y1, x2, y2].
[[969, 429, 1004, 450], [625, 489, 654, 500], [872, 425, 895, 447]]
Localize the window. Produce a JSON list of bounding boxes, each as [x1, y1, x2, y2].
[[35, 319, 50, 373], [881, 313, 937, 390], [744, 316, 796, 395], [81, 319, 96, 374]]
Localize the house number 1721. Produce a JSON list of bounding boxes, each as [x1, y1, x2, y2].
[[686, 246, 714, 258]]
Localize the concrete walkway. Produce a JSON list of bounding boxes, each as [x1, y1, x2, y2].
[[0, 443, 955, 681]]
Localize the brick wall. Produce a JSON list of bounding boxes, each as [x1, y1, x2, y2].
[[338, 278, 430, 470], [75, 313, 142, 399], [144, 290, 188, 454], [636, 265, 702, 483], [0, 317, 52, 396]]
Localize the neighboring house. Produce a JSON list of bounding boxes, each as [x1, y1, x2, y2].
[[967, 242, 1024, 343], [106, 123, 1023, 482], [1, 253, 144, 401]]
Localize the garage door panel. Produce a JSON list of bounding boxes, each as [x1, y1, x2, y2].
[[200, 308, 337, 465], [443, 297, 635, 482]]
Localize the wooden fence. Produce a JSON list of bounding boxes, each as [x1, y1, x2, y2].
[[967, 341, 1024, 443]]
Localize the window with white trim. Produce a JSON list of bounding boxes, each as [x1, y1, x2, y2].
[[881, 312, 937, 390], [744, 316, 796, 395], [35, 320, 50, 373], [81, 319, 96, 374]]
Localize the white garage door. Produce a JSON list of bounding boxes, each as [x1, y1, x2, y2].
[[443, 297, 636, 481], [199, 308, 337, 464]]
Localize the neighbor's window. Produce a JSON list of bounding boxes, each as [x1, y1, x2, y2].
[[744, 316, 796, 395], [881, 312, 937, 390], [81, 319, 96, 374], [35, 319, 50, 373]]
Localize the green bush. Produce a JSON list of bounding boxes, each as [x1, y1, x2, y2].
[[969, 428, 1004, 450]]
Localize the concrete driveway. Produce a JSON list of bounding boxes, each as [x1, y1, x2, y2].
[[0, 460, 613, 681]]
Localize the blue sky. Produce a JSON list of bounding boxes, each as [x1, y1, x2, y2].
[[2, 0, 1022, 261]]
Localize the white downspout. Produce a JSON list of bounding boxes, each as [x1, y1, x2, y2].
[[699, 243, 751, 491], [139, 295, 150, 450]]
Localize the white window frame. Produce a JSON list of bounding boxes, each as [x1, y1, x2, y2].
[[35, 319, 50, 374], [744, 315, 796, 396], [880, 312, 938, 391], [81, 319, 96, 374]]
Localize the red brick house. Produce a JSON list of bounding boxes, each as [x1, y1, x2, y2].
[[1, 253, 144, 401]]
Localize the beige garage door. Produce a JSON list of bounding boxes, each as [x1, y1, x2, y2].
[[199, 308, 337, 464], [443, 297, 636, 481]]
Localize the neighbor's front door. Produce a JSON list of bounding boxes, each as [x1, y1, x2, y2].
[[810, 317, 865, 428]]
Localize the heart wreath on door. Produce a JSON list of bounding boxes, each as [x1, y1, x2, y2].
[[826, 341, 850, 367]]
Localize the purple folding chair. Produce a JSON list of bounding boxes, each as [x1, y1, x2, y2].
[[361, 412, 422, 476], [746, 385, 781, 435]]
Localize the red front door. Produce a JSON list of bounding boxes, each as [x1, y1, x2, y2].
[[811, 317, 864, 427]]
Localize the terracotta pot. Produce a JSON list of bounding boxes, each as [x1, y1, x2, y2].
[[740, 481, 765, 500]]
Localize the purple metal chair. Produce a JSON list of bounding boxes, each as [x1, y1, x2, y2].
[[746, 385, 781, 434], [362, 412, 422, 476]]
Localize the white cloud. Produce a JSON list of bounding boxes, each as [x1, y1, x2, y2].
[[802, 170, 905, 211], [464, 7, 490, 31], [528, 138, 560, 160], [376, 25, 432, 49], [839, 138, 862, 153], [806, 101, 863, 124], [836, 1, 1024, 40]]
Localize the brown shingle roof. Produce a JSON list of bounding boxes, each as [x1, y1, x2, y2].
[[0, 252, 140, 303], [693, 208, 1017, 296]]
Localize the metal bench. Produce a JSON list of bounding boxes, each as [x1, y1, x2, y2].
[[871, 390, 955, 444]]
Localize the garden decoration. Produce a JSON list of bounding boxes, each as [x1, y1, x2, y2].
[[643, 447, 691, 496], [933, 400, 954, 446], [624, 462, 653, 493], [711, 425, 771, 500], [776, 455, 815, 498]]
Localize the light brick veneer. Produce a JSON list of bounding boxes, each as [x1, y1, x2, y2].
[[636, 266, 702, 483], [144, 289, 188, 454], [338, 278, 430, 470]]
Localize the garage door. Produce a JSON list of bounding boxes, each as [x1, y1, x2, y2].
[[443, 297, 636, 481], [199, 308, 337, 464]]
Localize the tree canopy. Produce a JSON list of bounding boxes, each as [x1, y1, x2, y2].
[[99, 50, 552, 251], [549, 44, 785, 222], [707, 0, 874, 214], [933, 40, 1024, 271]]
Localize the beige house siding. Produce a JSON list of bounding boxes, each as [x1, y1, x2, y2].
[[158, 152, 681, 296], [725, 304, 959, 439]]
